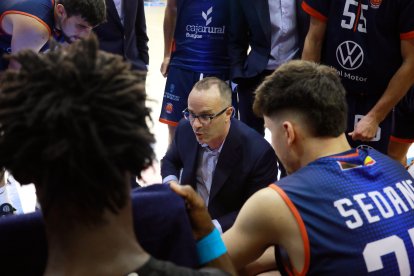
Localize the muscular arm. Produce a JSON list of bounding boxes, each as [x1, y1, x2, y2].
[[223, 187, 306, 273], [160, 0, 177, 77], [301, 16, 327, 62], [171, 184, 237, 275], [350, 39, 414, 141], [5, 14, 50, 69]]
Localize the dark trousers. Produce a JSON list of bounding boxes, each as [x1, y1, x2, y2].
[[236, 70, 274, 136]]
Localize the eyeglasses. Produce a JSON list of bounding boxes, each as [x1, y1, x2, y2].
[[182, 107, 230, 125]]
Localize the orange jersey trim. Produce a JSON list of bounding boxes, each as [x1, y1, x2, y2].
[[159, 118, 179, 126], [269, 184, 310, 276], [0, 11, 52, 36], [301, 2, 328, 22], [353, 3, 362, 32], [389, 136, 414, 144], [400, 31, 414, 40]]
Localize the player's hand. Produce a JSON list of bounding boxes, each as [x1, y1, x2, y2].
[[160, 57, 171, 77], [348, 115, 379, 141], [170, 183, 215, 240]]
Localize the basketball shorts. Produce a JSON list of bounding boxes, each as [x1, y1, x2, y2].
[[346, 93, 393, 154], [390, 88, 414, 144], [159, 66, 228, 126]]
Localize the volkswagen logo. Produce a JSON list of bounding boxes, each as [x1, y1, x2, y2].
[[336, 41, 364, 70]]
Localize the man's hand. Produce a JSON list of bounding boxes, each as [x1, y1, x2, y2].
[[160, 57, 171, 77], [170, 183, 215, 240], [348, 115, 380, 141]]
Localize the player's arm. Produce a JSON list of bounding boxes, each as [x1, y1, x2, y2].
[[160, 0, 177, 77], [301, 16, 327, 62], [223, 187, 306, 274], [170, 183, 237, 275], [350, 38, 414, 141], [7, 14, 50, 69]]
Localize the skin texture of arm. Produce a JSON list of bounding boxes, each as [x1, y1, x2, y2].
[[170, 183, 237, 275], [349, 38, 414, 141], [160, 0, 177, 77], [4, 14, 50, 69], [223, 187, 306, 274], [301, 16, 326, 62]]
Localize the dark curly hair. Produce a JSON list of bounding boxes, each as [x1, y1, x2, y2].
[[253, 60, 347, 137], [56, 0, 106, 26], [0, 36, 155, 224]]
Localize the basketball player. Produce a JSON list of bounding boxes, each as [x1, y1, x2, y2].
[[301, 0, 414, 154]]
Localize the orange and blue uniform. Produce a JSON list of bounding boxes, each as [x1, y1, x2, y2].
[[0, 0, 55, 69], [302, 0, 414, 153], [273, 148, 414, 275]]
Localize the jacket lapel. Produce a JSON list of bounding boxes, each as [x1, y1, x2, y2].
[[106, 0, 123, 30], [209, 120, 241, 202], [123, 0, 137, 33]]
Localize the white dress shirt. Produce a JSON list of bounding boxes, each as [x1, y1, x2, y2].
[[267, 0, 299, 70]]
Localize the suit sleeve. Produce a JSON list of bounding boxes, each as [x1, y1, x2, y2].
[[244, 145, 278, 198], [135, 0, 149, 65], [160, 124, 183, 180], [228, 0, 249, 81]]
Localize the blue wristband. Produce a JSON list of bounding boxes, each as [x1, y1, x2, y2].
[[196, 228, 227, 265]]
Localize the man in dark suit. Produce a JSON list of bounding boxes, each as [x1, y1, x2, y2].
[[161, 77, 279, 232], [228, 0, 307, 136], [94, 0, 149, 71]]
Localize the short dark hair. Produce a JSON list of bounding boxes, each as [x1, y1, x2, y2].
[[0, 36, 155, 224], [57, 0, 106, 26], [253, 60, 347, 137], [193, 77, 232, 107]]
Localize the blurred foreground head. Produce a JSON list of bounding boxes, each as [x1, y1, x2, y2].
[[0, 35, 155, 224]]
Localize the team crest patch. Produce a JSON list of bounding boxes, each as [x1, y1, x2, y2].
[[370, 0, 381, 9], [165, 103, 174, 114], [364, 156, 376, 166]]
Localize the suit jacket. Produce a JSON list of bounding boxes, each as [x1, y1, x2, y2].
[[228, 0, 308, 82], [94, 0, 149, 71], [161, 118, 278, 231]]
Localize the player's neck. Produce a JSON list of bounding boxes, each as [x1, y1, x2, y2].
[[44, 201, 149, 275], [301, 134, 352, 166]]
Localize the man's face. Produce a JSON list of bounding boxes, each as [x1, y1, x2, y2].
[[187, 87, 231, 147], [60, 15, 93, 43]]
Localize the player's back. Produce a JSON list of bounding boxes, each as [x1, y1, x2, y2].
[[274, 148, 414, 275]]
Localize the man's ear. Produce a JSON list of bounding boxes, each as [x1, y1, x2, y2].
[[225, 107, 233, 122], [56, 4, 67, 17], [282, 121, 295, 146]]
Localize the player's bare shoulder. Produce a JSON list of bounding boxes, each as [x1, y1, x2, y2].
[[2, 13, 50, 51]]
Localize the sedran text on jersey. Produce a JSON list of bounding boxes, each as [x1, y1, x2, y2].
[[334, 179, 414, 229]]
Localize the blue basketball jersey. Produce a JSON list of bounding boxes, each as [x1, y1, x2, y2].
[[169, 0, 229, 74], [302, 0, 414, 95], [273, 148, 414, 275]]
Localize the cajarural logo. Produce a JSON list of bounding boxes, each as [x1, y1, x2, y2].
[[202, 7, 213, 26], [185, 6, 226, 39], [336, 40, 364, 70]]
